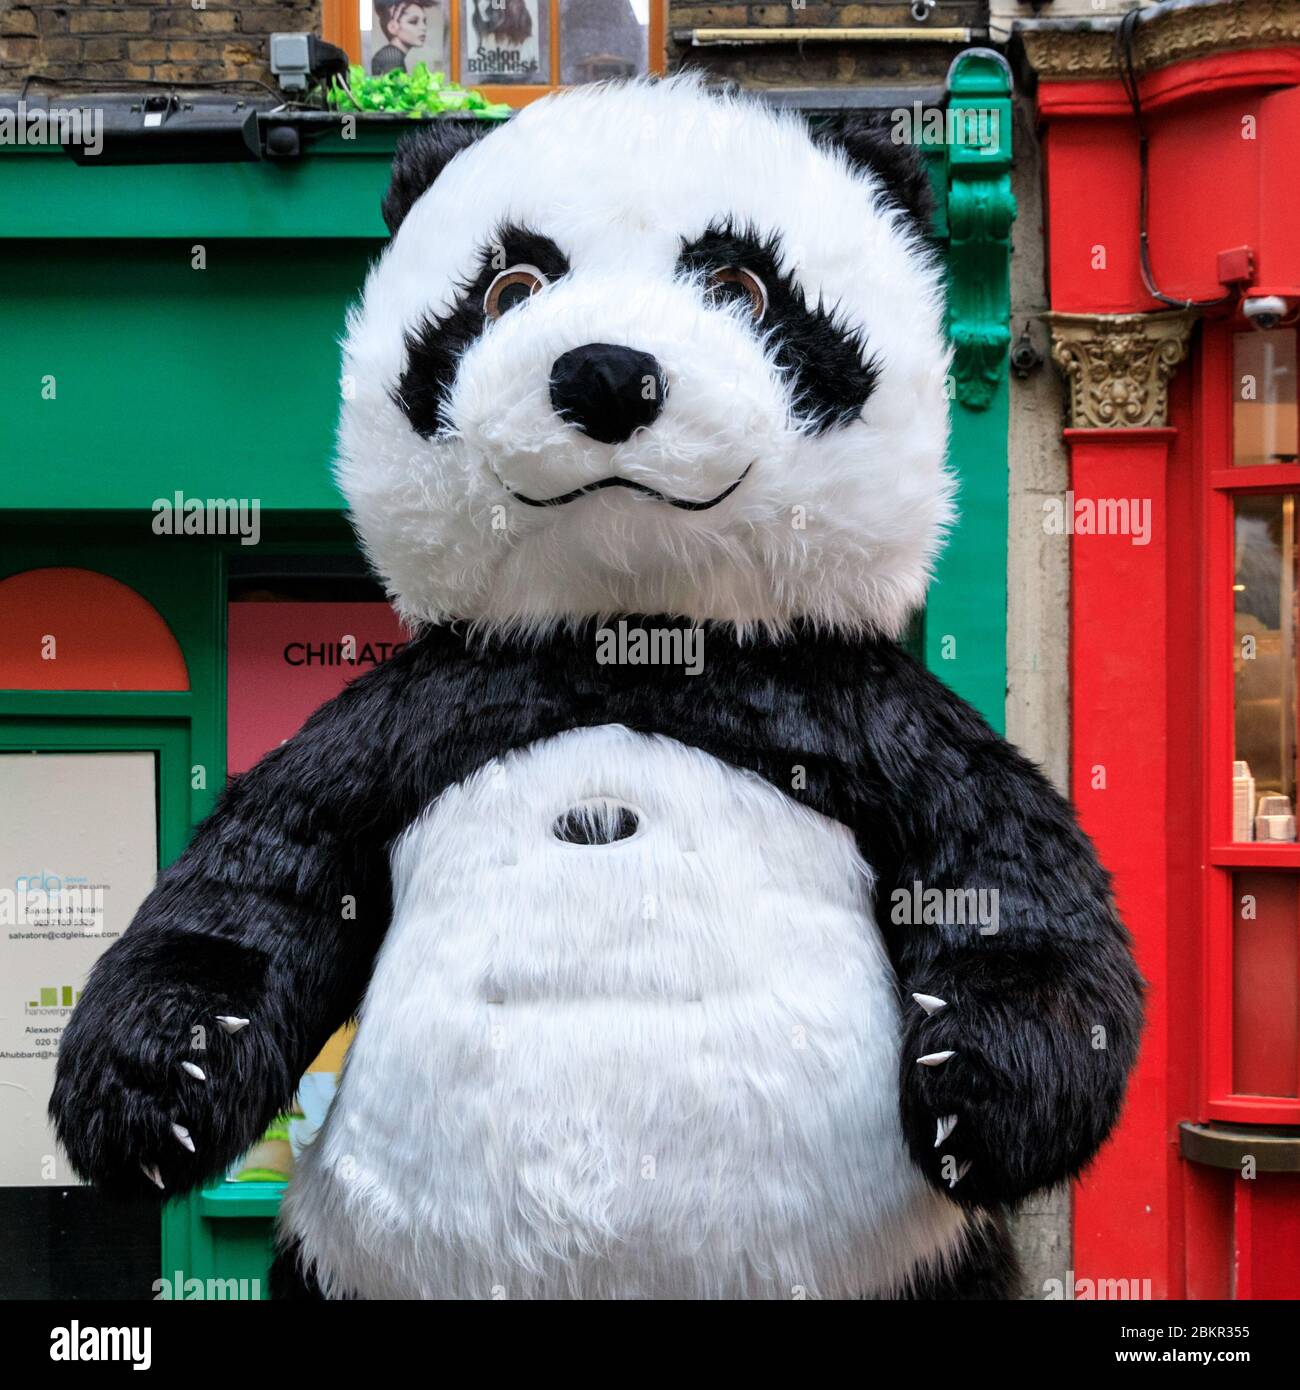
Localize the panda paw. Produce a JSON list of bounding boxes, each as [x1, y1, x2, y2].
[[898, 983, 1132, 1209], [132, 1016, 249, 1185], [49, 986, 267, 1197], [900, 992, 978, 1196]]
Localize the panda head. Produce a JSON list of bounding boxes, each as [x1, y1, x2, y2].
[[337, 75, 954, 638]]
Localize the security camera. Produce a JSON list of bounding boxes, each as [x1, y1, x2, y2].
[[910, 0, 937, 20], [1243, 295, 1290, 331]]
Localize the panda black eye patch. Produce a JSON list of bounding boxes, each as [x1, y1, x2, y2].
[[394, 225, 570, 439], [677, 220, 881, 435]]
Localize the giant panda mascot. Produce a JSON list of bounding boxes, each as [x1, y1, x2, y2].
[[51, 76, 1143, 1300]]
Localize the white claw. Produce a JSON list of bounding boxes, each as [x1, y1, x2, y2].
[[935, 1114, 958, 1147], [216, 1015, 249, 1035], [142, 1163, 165, 1190], [917, 1050, 956, 1067], [948, 1159, 973, 1189], [171, 1123, 195, 1153], [181, 1061, 206, 1081], [912, 993, 949, 1015]]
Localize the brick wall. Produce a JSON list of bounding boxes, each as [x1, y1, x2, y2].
[[668, 1, 988, 88], [0, 1, 323, 88], [1, 2, 987, 92]]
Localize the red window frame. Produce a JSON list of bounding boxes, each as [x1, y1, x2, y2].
[[1203, 316, 1300, 1126]]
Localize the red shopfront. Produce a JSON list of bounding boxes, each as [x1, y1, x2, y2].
[[1027, 7, 1300, 1298]]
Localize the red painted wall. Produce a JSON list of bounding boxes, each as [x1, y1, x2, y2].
[[1042, 51, 1300, 316], [1038, 45, 1300, 1299]]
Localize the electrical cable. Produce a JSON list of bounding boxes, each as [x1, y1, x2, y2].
[[1117, 8, 1232, 310]]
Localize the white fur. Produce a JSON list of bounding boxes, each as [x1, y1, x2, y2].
[[336, 76, 954, 638], [281, 726, 970, 1299]]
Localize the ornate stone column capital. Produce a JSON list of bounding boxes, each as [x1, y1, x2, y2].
[[1045, 310, 1197, 430]]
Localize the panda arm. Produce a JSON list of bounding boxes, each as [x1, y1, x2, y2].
[[857, 647, 1145, 1208], [48, 645, 439, 1197]]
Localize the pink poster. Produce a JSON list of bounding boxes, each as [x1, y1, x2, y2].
[[226, 603, 409, 776]]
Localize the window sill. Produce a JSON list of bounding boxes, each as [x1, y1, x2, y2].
[[1181, 1121, 1300, 1170], [1209, 843, 1300, 868], [197, 1180, 286, 1220]]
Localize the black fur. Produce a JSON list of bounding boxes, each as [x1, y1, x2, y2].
[[382, 118, 497, 236], [50, 619, 1143, 1280], [394, 224, 571, 438], [812, 112, 936, 240], [677, 219, 881, 434], [898, 1215, 1021, 1300], [269, 1238, 339, 1300]]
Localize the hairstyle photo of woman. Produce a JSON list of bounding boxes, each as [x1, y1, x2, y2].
[[371, 1, 436, 76]]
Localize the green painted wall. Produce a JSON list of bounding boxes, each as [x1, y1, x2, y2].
[[0, 129, 398, 514], [2, 240, 372, 510], [0, 128, 399, 240]]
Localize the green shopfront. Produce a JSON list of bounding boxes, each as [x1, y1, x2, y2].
[[0, 50, 1014, 1299]]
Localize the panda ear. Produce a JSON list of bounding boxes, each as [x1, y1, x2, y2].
[[811, 113, 935, 239], [382, 119, 498, 236]]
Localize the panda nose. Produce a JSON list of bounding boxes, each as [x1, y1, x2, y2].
[[549, 343, 667, 445]]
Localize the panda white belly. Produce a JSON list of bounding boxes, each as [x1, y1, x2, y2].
[[281, 723, 968, 1298]]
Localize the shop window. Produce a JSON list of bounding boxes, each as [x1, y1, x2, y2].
[[1209, 322, 1300, 1124], [1234, 330, 1298, 467], [559, 0, 647, 85], [327, 0, 665, 106], [222, 557, 407, 1182], [0, 742, 174, 1296], [226, 556, 406, 773], [0, 751, 159, 1181], [1232, 495, 1297, 840]]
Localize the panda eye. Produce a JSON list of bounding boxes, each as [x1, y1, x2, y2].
[[484, 264, 548, 320], [706, 266, 767, 323]]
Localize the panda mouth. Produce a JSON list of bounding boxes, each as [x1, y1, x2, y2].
[[499, 464, 752, 512]]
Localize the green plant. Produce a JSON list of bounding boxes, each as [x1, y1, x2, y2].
[[328, 63, 511, 120]]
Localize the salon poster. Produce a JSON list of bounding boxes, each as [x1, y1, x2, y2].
[[0, 752, 157, 1186], [464, 0, 542, 82], [362, 2, 447, 78]]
